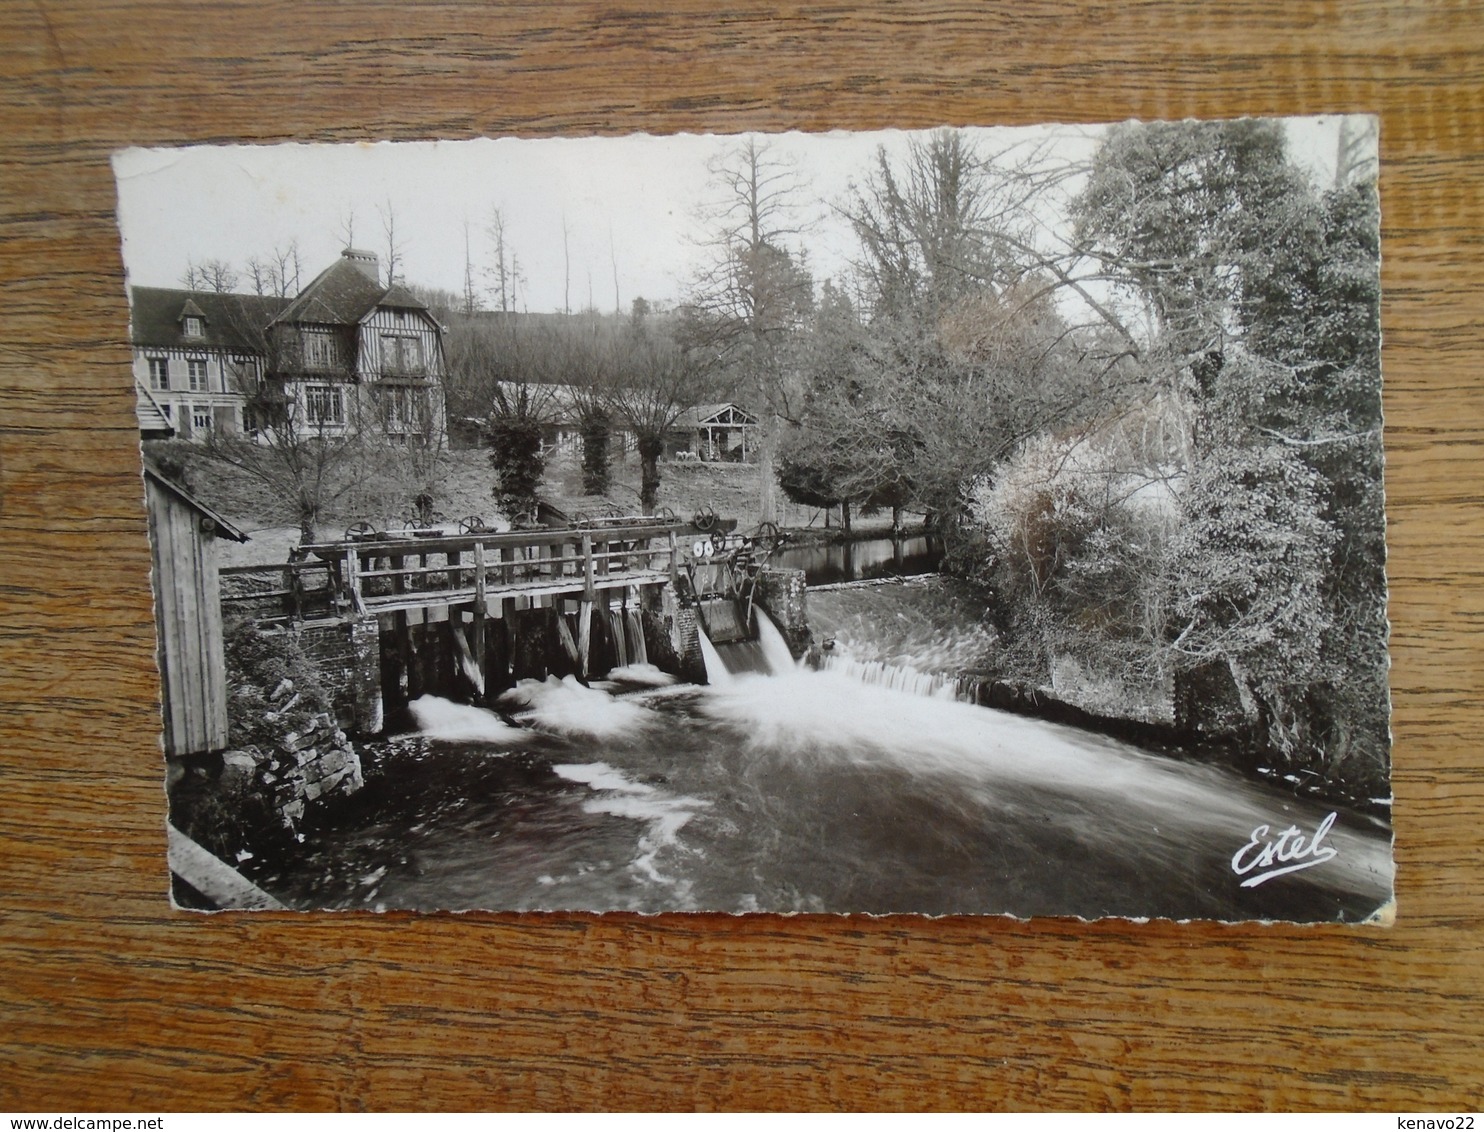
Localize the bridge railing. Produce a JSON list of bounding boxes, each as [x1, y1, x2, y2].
[[257, 522, 688, 619]]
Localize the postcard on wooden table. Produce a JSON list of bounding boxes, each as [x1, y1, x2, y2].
[[114, 116, 1394, 921]]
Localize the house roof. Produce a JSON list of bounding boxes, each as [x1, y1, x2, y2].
[[272, 256, 389, 327], [134, 380, 174, 436], [130, 287, 288, 353], [681, 402, 759, 427], [377, 283, 431, 312], [142, 460, 250, 542]]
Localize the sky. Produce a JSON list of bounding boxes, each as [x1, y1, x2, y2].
[[113, 116, 1366, 315]]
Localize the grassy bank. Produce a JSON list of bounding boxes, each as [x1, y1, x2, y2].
[[148, 437, 911, 566]]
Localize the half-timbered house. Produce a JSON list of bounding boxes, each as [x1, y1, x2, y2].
[[264, 249, 447, 445], [130, 288, 288, 439], [131, 248, 447, 446]]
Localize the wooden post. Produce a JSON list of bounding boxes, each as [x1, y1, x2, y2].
[[579, 532, 595, 678], [502, 595, 516, 678], [668, 529, 679, 587], [391, 552, 410, 695], [472, 541, 486, 694]]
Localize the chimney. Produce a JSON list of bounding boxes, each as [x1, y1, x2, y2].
[[342, 247, 380, 282]]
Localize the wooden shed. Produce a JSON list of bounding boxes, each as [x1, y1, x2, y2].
[[143, 462, 248, 757], [671, 402, 759, 462]]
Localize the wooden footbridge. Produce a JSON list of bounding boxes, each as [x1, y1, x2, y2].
[[222, 520, 689, 682]]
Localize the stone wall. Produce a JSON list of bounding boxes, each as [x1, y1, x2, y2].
[[754, 566, 810, 659], [642, 582, 706, 684], [221, 678, 365, 828], [298, 617, 382, 734], [211, 619, 374, 835]]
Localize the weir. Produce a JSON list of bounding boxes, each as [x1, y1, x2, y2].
[[220, 517, 812, 730]]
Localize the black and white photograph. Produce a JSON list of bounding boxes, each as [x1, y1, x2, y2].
[[117, 116, 1394, 920]]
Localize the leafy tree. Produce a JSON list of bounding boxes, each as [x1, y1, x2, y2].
[[443, 312, 557, 524], [1070, 119, 1387, 780], [545, 318, 616, 497]]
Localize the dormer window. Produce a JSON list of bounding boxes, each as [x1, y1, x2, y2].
[[183, 316, 204, 338], [303, 330, 343, 370]]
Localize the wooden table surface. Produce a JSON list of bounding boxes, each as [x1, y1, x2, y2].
[[2, 0, 1480, 1112]]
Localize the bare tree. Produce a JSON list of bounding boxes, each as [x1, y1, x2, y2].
[[609, 227, 621, 314], [182, 258, 240, 293], [485, 207, 518, 313], [1333, 116, 1379, 190], [203, 298, 366, 544], [461, 219, 479, 316], [688, 135, 816, 524], [379, 199, 404, 287], [336, 207, 357, 252], [562, 214, 571, 316], [244, 241, 304, 299]]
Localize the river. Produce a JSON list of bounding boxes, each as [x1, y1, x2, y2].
[[240, 580, 1393, 922], [771, 533, 942, 585]]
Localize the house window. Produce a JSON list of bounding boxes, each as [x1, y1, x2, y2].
[[191, 404, 213, 434], [380, 334, 424, 374], [377, 386, 428, 438], [226, 355, 255, 388], [303, 331, 342, 370], [183, 316, 203, 338], [187, 358, 208, 391], [147, 356, 169, 390], [305, 384, 345, 427]]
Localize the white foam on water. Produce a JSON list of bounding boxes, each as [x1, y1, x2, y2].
[[407, 695, 526, 744], [554, 761, 655, 794], [701, 666, 1246, 822], [696, 665, 1394, 894], [555, 758, 710, 895], [581, 793, 711, 889], [500, 674, 652, 740], [606, 663, 678, 688]]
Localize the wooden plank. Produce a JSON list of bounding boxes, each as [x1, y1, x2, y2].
[[577, 598, 593, 678], [166, 826, 285, 911], [357, 572, 674, 614], [296, 522, 685, 561]]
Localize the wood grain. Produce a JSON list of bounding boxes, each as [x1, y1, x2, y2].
[[2, 0, 1481, 1111]]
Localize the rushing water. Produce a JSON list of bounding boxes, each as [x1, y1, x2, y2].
[[242, 590, 1393, 922]]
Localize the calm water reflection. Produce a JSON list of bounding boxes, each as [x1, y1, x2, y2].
[[772, 534, 942, 586]]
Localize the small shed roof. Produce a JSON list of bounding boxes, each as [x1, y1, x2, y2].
[[142, 461, 250, 543], [681, 402, 759, 427]]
